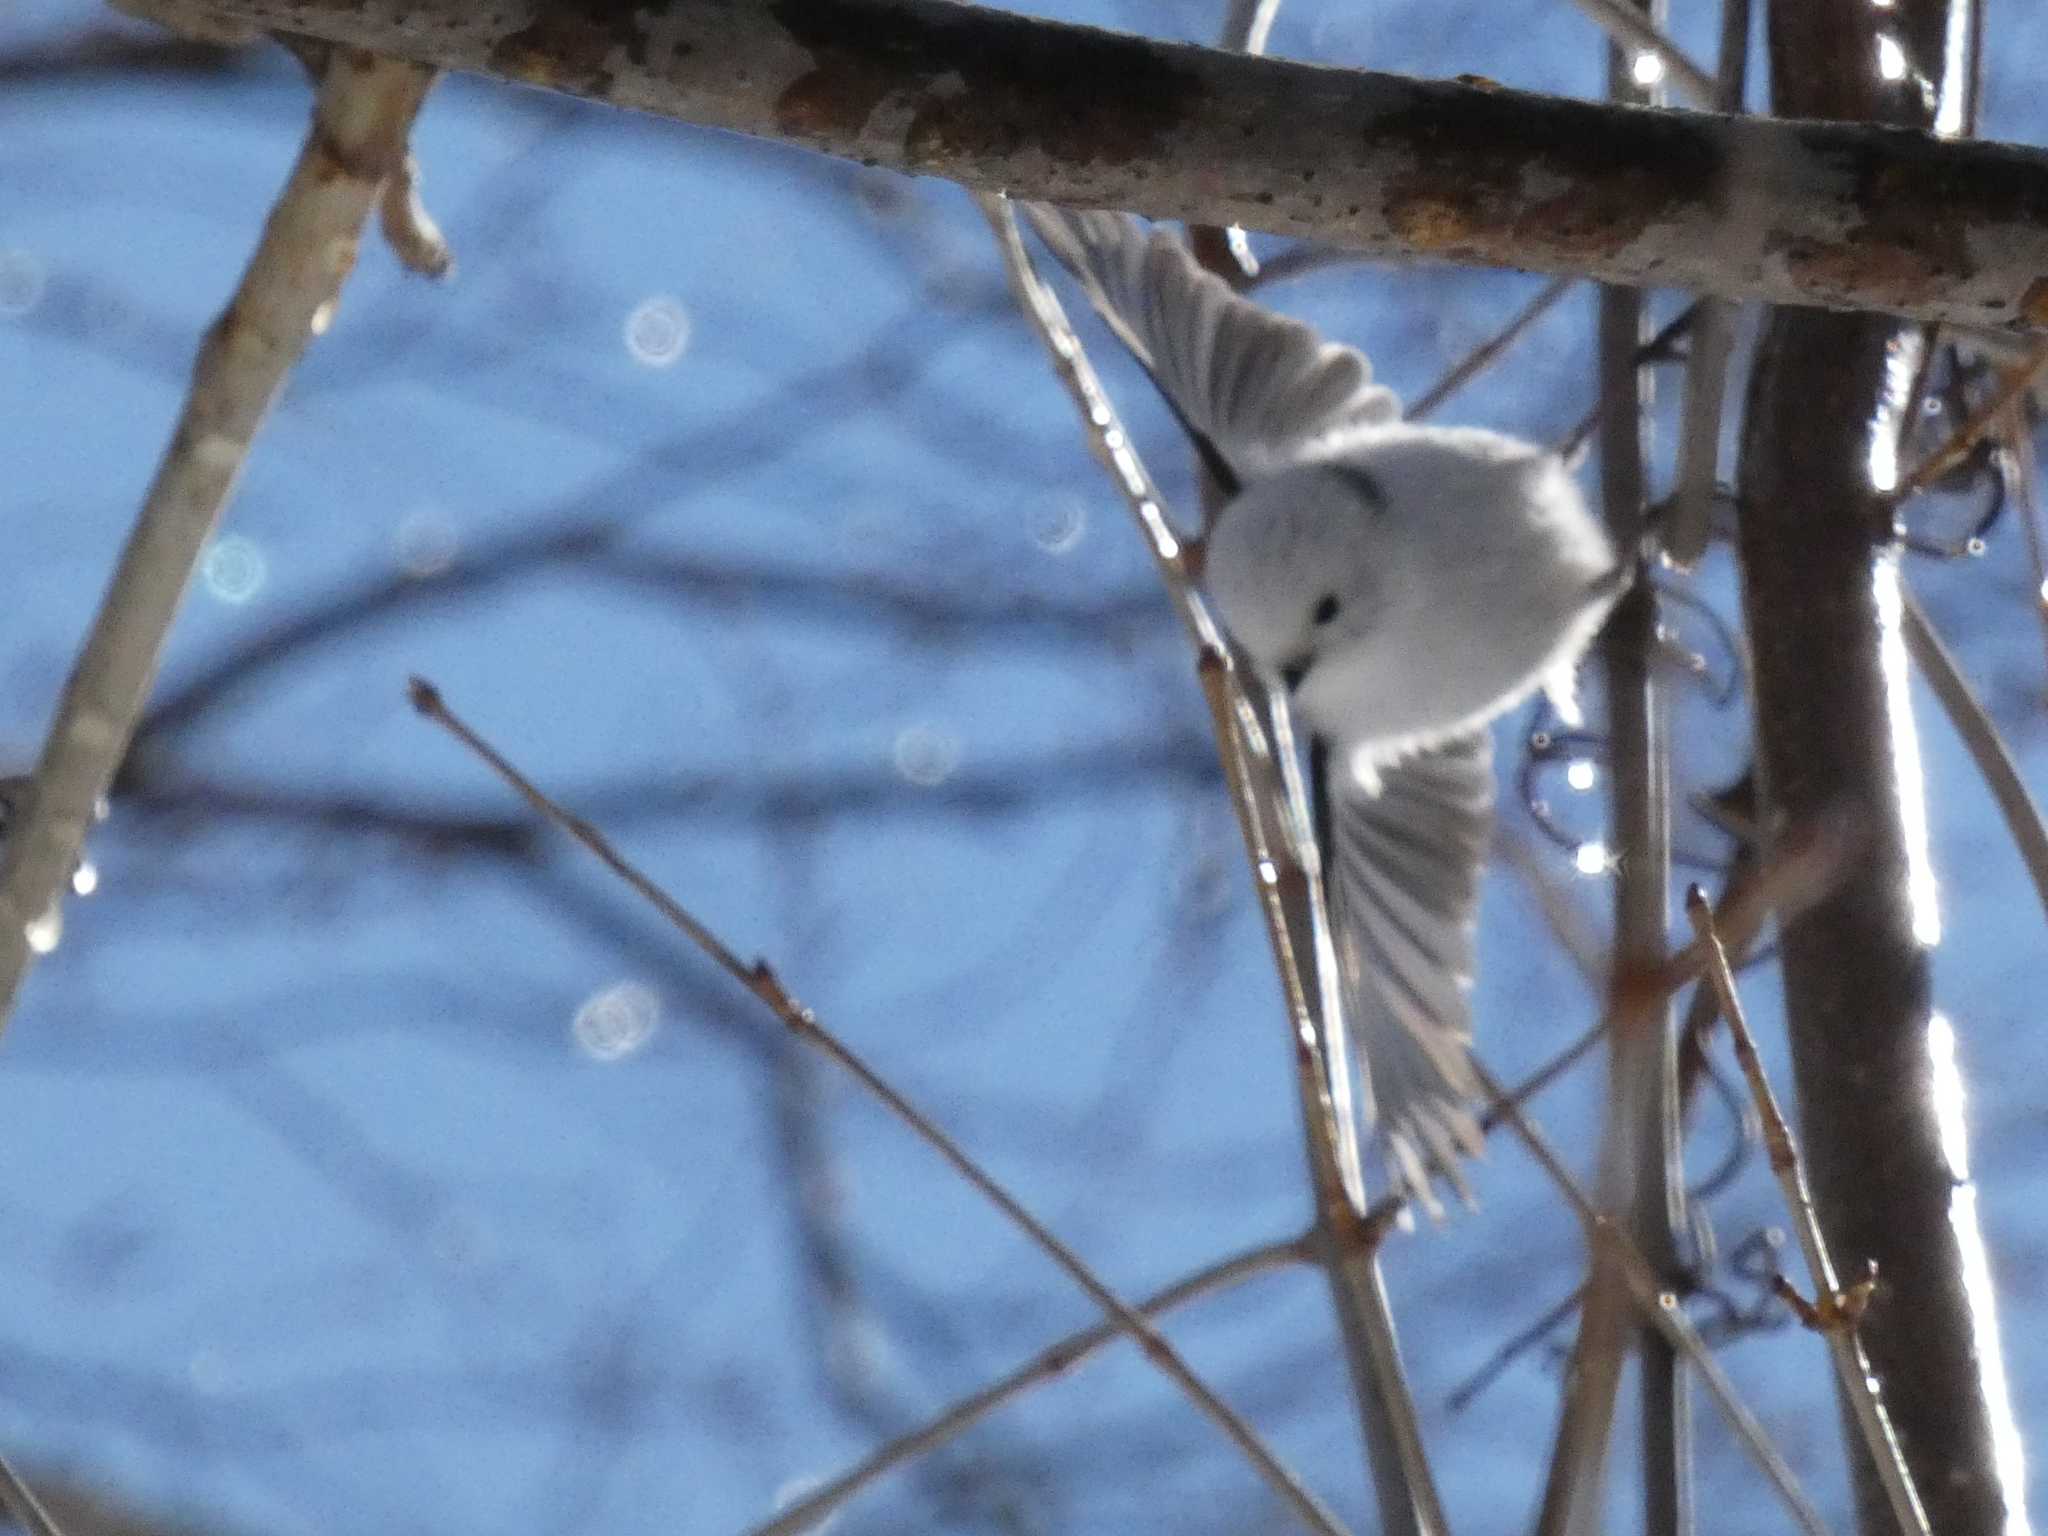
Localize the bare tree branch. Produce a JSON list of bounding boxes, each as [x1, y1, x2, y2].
[[1538, 12, 1685, 1530], [408, 679, 1354, 1536], [750, 1232, 1314, 1536], [167, 0, 2048, 331], [0, 50, 438, 1037], [1686, 891, 1930, 1536], [1471, 1060, 1832, 1536]]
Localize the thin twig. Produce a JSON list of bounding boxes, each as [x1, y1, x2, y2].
[[0, 1453, 65, 1536], [0, 50, 439, 1037], [1566, 0, 1716, 103], [1660, 0, 1750, 567], [1892, 337, 2048, 500], [985, 192, 1447, 1536], [1408, 276, 1576, 423], [1195, 655, 1451, 1536], [1495, 826, 1606, 989], [1487, 811, 1849, 1137], [1555, 300, 1700, 464], [750, 952, 1652, 1536], [977, 198, 1211, 643], [748, 1231, 1314, 1536], [408, 680, 1351, 1536], [1674, 847, 1765, 1120], [1899, 589, 2048, 926], [1471, 1060, 1834, 1536], [1444, 1285, 1586, 1414], [1998, 404, 2048, 690], [1684, 892, 1931, 1536], [1541, 20, 1685, 1528]]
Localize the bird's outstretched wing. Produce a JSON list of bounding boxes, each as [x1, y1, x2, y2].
[[1311, 730, 1494, 1214], [1022, 205, 1400, 480]]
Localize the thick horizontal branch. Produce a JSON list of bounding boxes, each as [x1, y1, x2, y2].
[[173, 0, 2048, 329]]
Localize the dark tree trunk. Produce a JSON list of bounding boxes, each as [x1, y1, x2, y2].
[[1736, 1, 2023, 1531]]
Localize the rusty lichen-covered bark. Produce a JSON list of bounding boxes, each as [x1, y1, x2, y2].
[[175, 0, 2048, 331], [1735, 1, 2025, 1532]]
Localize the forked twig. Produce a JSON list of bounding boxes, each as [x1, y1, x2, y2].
[[0, 51, 439, 1037], [749, 1231, 1314, 1536], [408, 680, 1351, 1536], [1685, 893, 1932, 1536], [749, 979, 1653, 1536], [1471, 1060, 1833, 1536], [1541, 30, 1686, 1526], [1892, 337, 2048, 501]]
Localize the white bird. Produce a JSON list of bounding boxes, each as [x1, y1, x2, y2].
[[1026, 206, 1625, 1207]]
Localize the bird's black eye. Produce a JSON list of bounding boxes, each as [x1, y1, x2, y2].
[[1312, 593, 1341, 626]]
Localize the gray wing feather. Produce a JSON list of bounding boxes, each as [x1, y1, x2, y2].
[[1316, 731, 1494, 1213], [1022, 205, 1400, 476]]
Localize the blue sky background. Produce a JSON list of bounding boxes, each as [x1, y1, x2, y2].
[[2, 1, 2045, 1532]]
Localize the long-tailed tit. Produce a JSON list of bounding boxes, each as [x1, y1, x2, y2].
[[1026, 206, 1625, 1207]]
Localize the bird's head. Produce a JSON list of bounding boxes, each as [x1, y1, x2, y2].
[[1201, 456, 1400, 706], [1203, 427, 1607, 723]]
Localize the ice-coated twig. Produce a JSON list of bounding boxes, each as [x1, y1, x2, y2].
[[1685, 892, 1931, 1536], [408, 680, 1352, 1536], [977, 198, 1213, 643], [984, 192, 1450, 1536], [751, 942, 1671, 1536], [1539, 21, 1687, 1528], [1566, 0, 1716, 103], [748, 1231, 1314, 1536], [1471, 1059, 1834, 1536], [0, 50, 438, 1038]]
